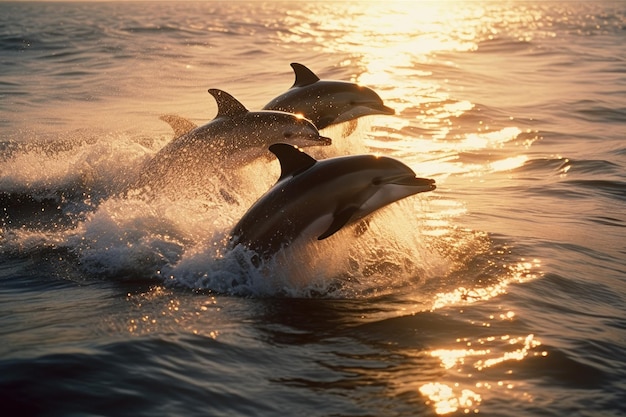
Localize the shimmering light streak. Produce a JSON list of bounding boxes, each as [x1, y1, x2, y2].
[[431, 334, 543, 372], [421, 332, 546, 414], [475, 334, 542, 371], [431, 258, 541, 310], [419, 382, 482, 415], [490, 155, 528, 172], [125, 287, 220, 337]]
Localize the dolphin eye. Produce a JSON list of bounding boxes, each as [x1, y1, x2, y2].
[[372, 177, 382, 186], [284, 132, 293, 139]]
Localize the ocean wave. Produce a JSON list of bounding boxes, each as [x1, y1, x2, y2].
[[1, 2, 625, 416], [560, 179, 626, 201], [569, 100, 626, 124]]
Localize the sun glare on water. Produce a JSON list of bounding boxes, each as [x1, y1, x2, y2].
[[419, 332, 547, 415], [284, 3, 549, 414]]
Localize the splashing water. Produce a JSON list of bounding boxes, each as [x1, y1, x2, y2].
[[0, 120, 498, 300]]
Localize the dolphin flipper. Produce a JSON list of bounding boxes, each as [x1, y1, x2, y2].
[[208, 89, 249, 118], [159, 114, 198, 137], [291, 63, 320, 88], [318, 206, 360, 240], [269, 143, 317, 181]]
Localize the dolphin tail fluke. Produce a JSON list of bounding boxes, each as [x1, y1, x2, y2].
[[159, 114, 197, 137]]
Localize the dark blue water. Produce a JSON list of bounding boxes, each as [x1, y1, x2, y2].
[[1, 2, 625, 416]]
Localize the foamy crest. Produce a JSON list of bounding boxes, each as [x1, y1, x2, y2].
[[1, 123, 452, 298], [0, 129, 160, 200]]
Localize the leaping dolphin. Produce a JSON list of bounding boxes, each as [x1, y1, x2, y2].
[[136, 89, 331, 190], [262, 63, 395, 130], [230, 143, 436, 259]]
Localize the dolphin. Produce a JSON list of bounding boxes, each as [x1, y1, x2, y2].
[[262, 63, 395, 130], [136, 89, 331, 189], [159, 114, 198, 138], [230, 143, 436, 259]]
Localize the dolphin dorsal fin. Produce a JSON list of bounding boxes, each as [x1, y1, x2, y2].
[[269, 143, 317, 182], [208, 89, 249, 118], [291, 63, 320, 88], [159, 114, 198, 137]]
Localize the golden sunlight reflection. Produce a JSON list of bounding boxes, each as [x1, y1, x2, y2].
[[421, 199, 469, 237], [298, 1, 482, 58], [475, 334, 542, 371], [431, 258, 541, 310], [419, 382, 482, 415], [416, 256, 546, 416], [431, 333, 543, 372], [282, 1, 489, 125], [490, 155, 528, 173], [282, 0, 544, 164], [421, 332, 546, 415], [282, 4, 551, 415], [281, 1, 544, 190], [461, 127, 522, 150], [124, 286, 220, 338]]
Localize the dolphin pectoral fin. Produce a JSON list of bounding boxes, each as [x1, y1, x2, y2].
[[269, 143, 317, 182], [318, 206, 360, 240], [291, 63, 320, 88], [159, 114, 198, 137], [208, 89, 249, 118]]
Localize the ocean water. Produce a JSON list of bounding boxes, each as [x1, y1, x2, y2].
[[1, 1, 625, 416]]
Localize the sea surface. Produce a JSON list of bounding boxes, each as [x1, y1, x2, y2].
[[1, 1, 625, 416]]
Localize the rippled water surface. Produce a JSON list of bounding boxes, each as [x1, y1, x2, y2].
[[1, 2, 625, 416]]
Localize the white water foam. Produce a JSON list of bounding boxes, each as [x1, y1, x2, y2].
[[0, 122, 457, 298]]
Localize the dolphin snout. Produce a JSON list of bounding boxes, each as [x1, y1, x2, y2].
[[412, 177, 436, 190], [294, 134, 332, 148], [385, 175, 436, 191], [379, 104, 395, 115]]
